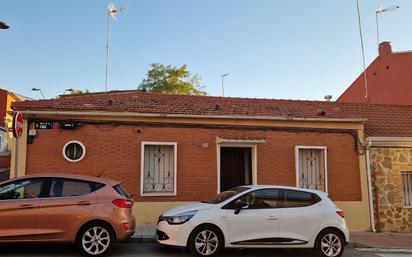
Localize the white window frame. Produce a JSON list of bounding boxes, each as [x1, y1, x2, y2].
[[62, 140, 86, 163], [140, 141, 177, 197], [295, 146, 328, 193], [402, 172, 412, 208]]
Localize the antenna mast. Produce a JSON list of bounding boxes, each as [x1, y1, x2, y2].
[[105, 2, 127, 94], [355, 0, 369, 103]]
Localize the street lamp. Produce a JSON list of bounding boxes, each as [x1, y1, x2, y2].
[[221, 72, 229, 97], [32, 88, 45, 99], [376, 5, 399, 46], [0, 21, 10, 29]]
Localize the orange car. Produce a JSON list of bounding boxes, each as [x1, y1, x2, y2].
[[0, 173, 135, 256]]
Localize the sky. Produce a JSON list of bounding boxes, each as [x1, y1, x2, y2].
[[0, 0, 410, 100]]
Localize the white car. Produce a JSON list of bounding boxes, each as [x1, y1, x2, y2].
[[156, 185, 349, 257]]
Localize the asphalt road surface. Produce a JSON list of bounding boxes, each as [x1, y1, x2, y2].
[[0, 242, 409, 257]]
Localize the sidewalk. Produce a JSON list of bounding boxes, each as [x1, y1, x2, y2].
[[350, 232, 412, 249], [131, 224, 156, 243]]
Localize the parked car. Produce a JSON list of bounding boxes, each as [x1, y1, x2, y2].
[[157, 185, 348, 257], [0, 173, 135, 257]]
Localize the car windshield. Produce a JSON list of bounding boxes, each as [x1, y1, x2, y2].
[[201, 186, 250, 204]]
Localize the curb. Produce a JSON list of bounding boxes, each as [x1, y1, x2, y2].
[[355, 247, 412, 254], [347, 242, 370, 249]]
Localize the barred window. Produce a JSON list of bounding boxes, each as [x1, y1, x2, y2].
[[141, 142, 177, 196], [296, 146, 327, 192], [402, 173, 412, 207]]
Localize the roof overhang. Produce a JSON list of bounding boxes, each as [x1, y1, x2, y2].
[[15, 109, 366, 131], [15, 110, 366, 123], [367, 137, 412, 147]]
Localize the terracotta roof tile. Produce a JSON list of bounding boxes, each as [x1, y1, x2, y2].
[[12, 90, 412, 137]]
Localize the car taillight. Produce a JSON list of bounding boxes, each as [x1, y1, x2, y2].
[[336, 210, 345, 218], [112, 199, 133, 208]]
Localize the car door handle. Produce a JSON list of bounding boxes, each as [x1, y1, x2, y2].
[[76, 201, 91, 206], [19, 204, 34, 209], [266, 216, 279, 221]]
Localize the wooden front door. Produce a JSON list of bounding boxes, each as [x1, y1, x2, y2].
[[220, 147, 252, 192]]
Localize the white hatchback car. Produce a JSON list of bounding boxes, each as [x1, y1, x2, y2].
[[157, 185, 349, 257]]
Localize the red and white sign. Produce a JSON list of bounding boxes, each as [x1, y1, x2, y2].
[[12, 112, 24, 138]]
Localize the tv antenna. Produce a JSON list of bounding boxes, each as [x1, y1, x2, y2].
[[105, 2, 127, 93]]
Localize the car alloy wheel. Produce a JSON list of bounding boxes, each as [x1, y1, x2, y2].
[[189, 225, 223, 257], [81, 226, 111, 256], [320, 233, 342, 257], [194, 230, 219, 256]]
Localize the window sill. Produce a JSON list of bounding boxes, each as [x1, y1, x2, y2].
[[140, 192, 177, 197]]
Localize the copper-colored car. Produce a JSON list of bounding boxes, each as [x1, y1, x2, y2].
[[0, 173, 135, 256]]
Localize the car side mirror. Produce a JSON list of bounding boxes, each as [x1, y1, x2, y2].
[[234, 199, 248, 215]]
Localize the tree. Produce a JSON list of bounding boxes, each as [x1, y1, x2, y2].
[[68, 88, 90, 94], [138, 63, 207, 95]]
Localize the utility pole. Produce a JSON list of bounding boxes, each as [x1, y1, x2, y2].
[[221, 73, 229, 97]]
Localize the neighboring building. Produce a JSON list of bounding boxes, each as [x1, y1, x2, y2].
[[0, 88, 32, 181], [13, 90, 412, 232], [367, 138, 412, 232], [337, 43, 412, 232], [0, 88, 32, 128], [338, 42, 412, 105], [0, 127, 10, 181]]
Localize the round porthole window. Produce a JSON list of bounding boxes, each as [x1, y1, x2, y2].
[[63, 141, 86, 162]]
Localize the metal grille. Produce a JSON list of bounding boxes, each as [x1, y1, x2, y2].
[[402, 173, 412, 206], [64, 142, 84, 161], [298, 148, 326, 191], [143, 145, 175, 193]]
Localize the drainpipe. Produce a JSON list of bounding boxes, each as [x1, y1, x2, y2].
[[365, 140, 377, 232]]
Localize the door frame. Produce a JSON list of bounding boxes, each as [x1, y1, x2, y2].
[[216, 142, 258, 194]]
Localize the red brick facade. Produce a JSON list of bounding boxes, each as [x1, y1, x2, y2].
[[338, 42, 412, 105], [26, 123, 361, 202]]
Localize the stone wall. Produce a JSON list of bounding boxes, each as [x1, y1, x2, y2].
[[370, 147, 412, 232]]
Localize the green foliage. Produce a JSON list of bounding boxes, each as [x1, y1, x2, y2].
[[68, 88, 90, 94], [139, 63, 207, 95]]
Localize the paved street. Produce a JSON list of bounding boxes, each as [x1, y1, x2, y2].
[[0, 242, 410, 257]]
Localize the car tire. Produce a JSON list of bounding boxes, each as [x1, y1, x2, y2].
[[315, 229, 345, 257], [188, 225, 224, 257], [76, 222, 115, 257]]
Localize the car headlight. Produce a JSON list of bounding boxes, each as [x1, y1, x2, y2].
[[166, 210, 198, 225]]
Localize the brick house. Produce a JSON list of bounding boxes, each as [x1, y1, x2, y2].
[[11, 90, 412, 231], [338, 42, 412, 105], [337, 42, 412, 232]]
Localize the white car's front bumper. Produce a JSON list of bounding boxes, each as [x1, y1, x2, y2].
[[156, 221, 192, 247]]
